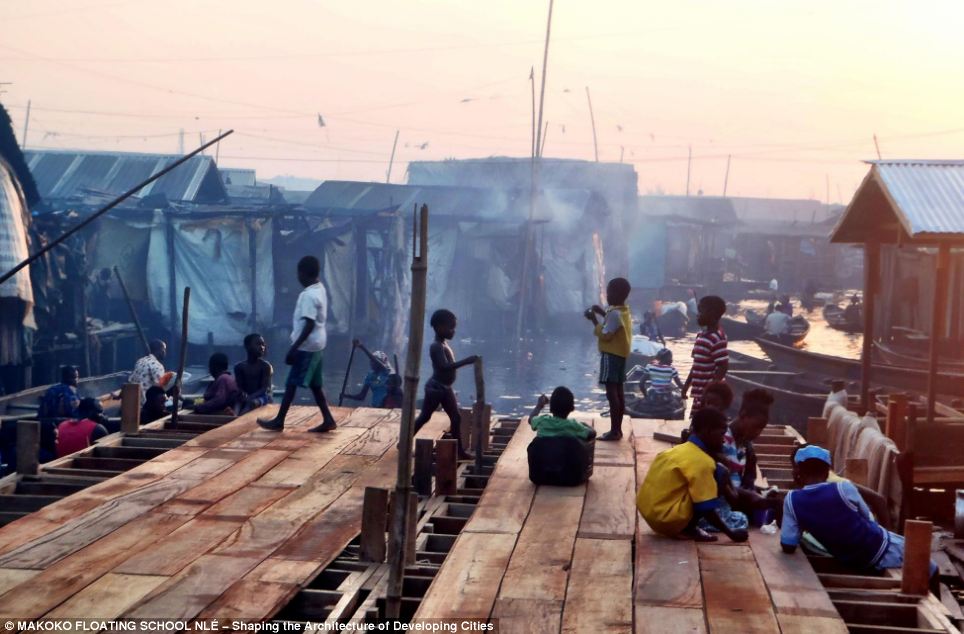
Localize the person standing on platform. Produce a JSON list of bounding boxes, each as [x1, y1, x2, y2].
[[585, 277, 633, 442], [682, 295, 729, 412]]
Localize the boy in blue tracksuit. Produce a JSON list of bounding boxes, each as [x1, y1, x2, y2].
[[781, 445, 936, 579]]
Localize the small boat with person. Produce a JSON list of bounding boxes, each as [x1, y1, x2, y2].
[[823, 301, 863, 333]]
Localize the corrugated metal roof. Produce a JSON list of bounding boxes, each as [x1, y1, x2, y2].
[[24, 149, 227, 204], [872, 160, 964, 236], [638, 195, 739, 225]]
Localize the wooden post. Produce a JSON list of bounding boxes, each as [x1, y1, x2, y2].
[[901, 519, 933, 596], [387, 491, 417, 566], [386, 204, 429, 619], [360, 487, 389, 563], [473, 357, 485, 472], [846, 458, 869, 487], [806, 417, 828, 447], [458, 407, 473, 456], [927, 245, 950, 425], [16, 420, 39, 476], [435, 439, 457, 495], [170, 287, 191, 427], [861, 240, 880, 410], [478, 403, 492, 453], [413, 439, 434, 496], [120, 383, 141, 434], [886, 393, 909, 451]]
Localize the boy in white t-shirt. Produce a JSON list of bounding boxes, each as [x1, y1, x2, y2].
[[258, 255, 337, 433]]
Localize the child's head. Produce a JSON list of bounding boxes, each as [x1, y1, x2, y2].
[[794, 445, 832, 485], [370, 350, 390, 373], [243, 333, 266, 359], [691, 407, 728, 455], [606, 277, 631, 306], [702, 381, 734, 412], [548, 386, 575, 419], [297, 255, 321, 287], [61, 365, 79, 386], [208, 352, 229, 376], [429, 309, 458, 340], [732, 388, 774, 443], [697, 295, 726, 327], [78, 397, 103, 420], [145, 386, 167, 412], [656, 348, 673, 365]]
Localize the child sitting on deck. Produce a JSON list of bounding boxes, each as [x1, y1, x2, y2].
[[527, 387, 596, 486], [637, 408, 749, 542], [141, 385, 169, 424], [781, 445, 936, 579], [235, 333, 274, 415], [56, 397, 110, 458], [193, 353, 240, 415]]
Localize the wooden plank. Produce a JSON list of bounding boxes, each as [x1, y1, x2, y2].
[[246, 558, 321, 586], [0, 568, 38, 596], [44, 573, 167, 619], [255, 427, 366, 487], [114, 517, 243, 576], [901, 520, 932, 596], [341, 410, 400, 456], [698, 545, 781, 634], [435, 439, 457, 496], [463, 421, 536, 535], [194, 579, 297, 620], [499, 486, 585, 602], [776, 614, 849, 634], [412, 532, 516, 620], [635, 528, 702, 608], [360, 487, 389, 563], [493, 598, 563, 634], [123, 554, 262, 619], [561, 538, 633, 633], [172, 449, 289, 505], [0, 512, 188, 619], [633, 606, 706, 633], [817, 573, 901, 590], [579, 465, 636, 540], [748, 532, 842, 618], [589, 417, 635, 466], [202, 484, 292, 519]]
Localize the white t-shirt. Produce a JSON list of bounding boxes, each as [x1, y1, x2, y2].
[[291, 282, 328, 352], [602, 309, 623, 335], [763, 311, 791, 336]]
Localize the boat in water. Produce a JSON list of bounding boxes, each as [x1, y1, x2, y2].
[[823, 303, 862, 333], [624, 365, 685, 420], [873, 340, 964, 372], [726, 351, 828, 431], [743, 310, 810, 345]]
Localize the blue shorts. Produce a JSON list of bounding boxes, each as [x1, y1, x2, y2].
[[287, 350, 324, 388], [599, 352, 627, 384]]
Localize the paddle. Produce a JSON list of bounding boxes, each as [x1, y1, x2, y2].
[[170, 286, 190, 427], [337, 340, 358, 406]]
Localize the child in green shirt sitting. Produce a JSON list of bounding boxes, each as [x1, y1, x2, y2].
[[529, 387, 596, 440]]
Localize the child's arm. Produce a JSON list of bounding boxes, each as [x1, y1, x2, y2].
[[429, 343, 478, 372], [529, 394, 549, 420], [344, 384, 370, 402], [779, 493, 801, 554], [595, 310, 623, 342], [673, 369, 685, 391], [353, 339, 392, 373], [287, 318, 315, 364], [252, 362, 274, 401]]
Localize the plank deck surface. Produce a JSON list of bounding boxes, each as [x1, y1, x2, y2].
[[415, 416, 851, 634], [0, 406, 448, 620]]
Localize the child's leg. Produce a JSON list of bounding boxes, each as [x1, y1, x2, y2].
[[601, 383, 624, 440], [307, 385, 337, 431], [438, 388, 472, 458], [413, 389, 443, 433], [257, 384, 296, 430]]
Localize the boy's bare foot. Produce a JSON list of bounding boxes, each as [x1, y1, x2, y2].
[[308, 419, 337, 433], [598, 431, 623, 442], [257, 418, 284, 431], [679, 526, 718, 542]]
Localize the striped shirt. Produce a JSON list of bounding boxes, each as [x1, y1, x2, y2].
[[689, 327, 728, 409], [645, 363, 679, 392]]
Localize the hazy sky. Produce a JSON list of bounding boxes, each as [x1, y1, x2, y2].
[[2, 0, 963, 200]]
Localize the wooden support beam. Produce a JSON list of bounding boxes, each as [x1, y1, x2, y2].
[[927, 245, 951, 425], [360, 487, 389, 563], [861, 240, 879, 410], [435, 439, 457, 496], [120, 383, 141, 435], [388, 491, 417, 566], [474, 402, 491, 454], [901, 519, 932, 596], [806, 418, 828, 447], [458, 407, 473, 456], [16, 420, 39, 476], [885, 393, 909, 451], [846, 458, 869, 488], [413, 439, 434, 497]]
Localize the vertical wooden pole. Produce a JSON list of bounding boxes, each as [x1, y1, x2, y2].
[[413, 439, 434, 497], [901, 519, 933, 596], [845, 458, 869, 487], [404, 492, 417, 565], [806, 417, 828, 447], [458, 407, 473, 456], [861, 240, 880, 410], [121, 383, 141, 435], [927, 245, 950, 425], [435, 439, 457, 496], [885, 393, 909, 451], [170, 287, 191, 427], [473, 357, 485, 473], [113, 266, 150, 356], [386, 204, 429, 619], [16, 420, 39, 476], [360, 487, 389, 563]]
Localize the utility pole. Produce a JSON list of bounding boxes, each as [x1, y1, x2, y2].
[[178, 129, 185, 154], [529, 67, 536, 160], [586, 86, 599, 162], [214, 129, 222, 164], [873, 133, 882, 160], [21, 99, 31, 150], [386, 130, 400, 183], [722, 154, 731, 196], [685, 145, 692, 196]]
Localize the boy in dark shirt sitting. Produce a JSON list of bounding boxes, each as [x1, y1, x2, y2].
[[235, 333, 274, 415], [194, 353, 240, 415], [412, 309, 478, 460]]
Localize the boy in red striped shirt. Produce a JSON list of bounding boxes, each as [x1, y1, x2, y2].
[[682, 295, 729, 411]]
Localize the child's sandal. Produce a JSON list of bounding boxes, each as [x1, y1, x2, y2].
[[598, 431, 623, 442]]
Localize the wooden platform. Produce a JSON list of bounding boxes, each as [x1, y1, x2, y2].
[[413, 416, 850, 633], [0, 405, 453, 620]]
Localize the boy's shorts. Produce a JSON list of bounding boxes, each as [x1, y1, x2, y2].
[[287, 350, 324, 388], [599, 352, 627, 384]]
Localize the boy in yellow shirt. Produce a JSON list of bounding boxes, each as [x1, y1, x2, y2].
[[637, 408, 749, 542], [584, 277, 632, 442]]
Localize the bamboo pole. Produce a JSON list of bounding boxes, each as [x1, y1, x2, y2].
[[927, 245, 950, 425], [473, 357, 485, 473], [169, 287, 191, 427], [861, 241, 880, 410], [113, 266, 150, 356], [386, 204, 429, 619]]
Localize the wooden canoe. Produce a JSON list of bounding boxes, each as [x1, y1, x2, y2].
[[726, 369, 827, 432]]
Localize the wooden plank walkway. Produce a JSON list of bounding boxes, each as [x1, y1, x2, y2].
[[0, 406, 453, 621], [414, 416, 850, 633]]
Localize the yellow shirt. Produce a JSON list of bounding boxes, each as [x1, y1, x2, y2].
[[636, 439, 720, 536], [594, 304, 632, 358]]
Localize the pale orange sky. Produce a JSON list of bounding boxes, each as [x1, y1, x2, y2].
[[2, 0, 963, 201]]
